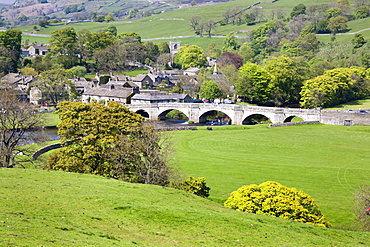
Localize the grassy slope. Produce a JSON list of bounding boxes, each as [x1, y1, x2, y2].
[[24, 0, 370, 46], [172, 124, 370, 229], [326, 97, 370, 110], [1, 168, 369, 246]]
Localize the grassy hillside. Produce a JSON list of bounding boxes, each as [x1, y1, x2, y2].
[[172, 124, 370, 229], [22, 0, 370, 46], [1, 168, 369, 246]]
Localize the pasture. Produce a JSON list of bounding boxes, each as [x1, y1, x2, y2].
[[1, 168, 369, 246], [172, 124, 370, 229]]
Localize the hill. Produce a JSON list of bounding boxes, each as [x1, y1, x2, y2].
[[1, 168, 369, 246]]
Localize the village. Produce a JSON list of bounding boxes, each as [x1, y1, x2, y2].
[[1, 41, 231, 107]]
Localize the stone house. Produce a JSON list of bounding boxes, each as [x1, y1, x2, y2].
[[28, 45, 50, 57], [82, 84, 137, 104], [131, 74, 155, 89]]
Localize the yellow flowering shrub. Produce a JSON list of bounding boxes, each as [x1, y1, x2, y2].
[[224, 181, 331, 228]]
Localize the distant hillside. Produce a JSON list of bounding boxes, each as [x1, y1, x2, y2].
[[1, 168, 369, 246]]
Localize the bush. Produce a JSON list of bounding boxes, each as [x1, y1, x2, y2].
[[172, 176, 210, 198], [224, 181, 331, 228]]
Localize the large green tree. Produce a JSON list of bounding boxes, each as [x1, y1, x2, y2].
[[0, 29, 22, 73], [48, 27, 79, 68], [199, 80, 222, 100], [235, 62, 273, 105], [174, 45, 207, 69], [300, 67, 370, 108], [224, 181, 331, 228], [264, 55, 308, 106], [46, 101, 143, 176]]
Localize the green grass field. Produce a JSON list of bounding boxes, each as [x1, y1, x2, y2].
[[172, 124, 370, 229], [1, 168, 369, 246]]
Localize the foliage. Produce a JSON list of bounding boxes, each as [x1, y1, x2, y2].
[[224, 181, 331, 228], [355, 6, 370, 19], [264, 55, 308, 106], [354, 185, 370, 231], [235, 62, 273, 105], [351, 33, 367, 49], [218, 52, 243, 69], [174, 45, 207, 69], [199, 80, 222, 100], [108, 122, 174, 186], [327, 16, 348, 34], [46, 101, 143, 177], [300, 67, 370, 108], [290, 4, 306, 18], [172, 176, 210, 197], [0, 29, 22, 73], [0, 90, 44, 168], [222, 32, 240, 52], [34, 69, 77, 105], [70, 65, 87, 77]]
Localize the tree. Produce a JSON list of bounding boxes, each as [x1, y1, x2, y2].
[[354, 185, 370, 231], [264, 55, 307, 106], [0, 29, 22, 73], [222, 32, 240, 52], [104, 24, 117, 36], [224, 181, 331, 228], [218, 52, 243, 69], [206, 42, 221, 58], [86, 31, 115, 52], [327, 16, 348, 34], [351, 33, 366, 49], [93, 43, 125, 72], [199, 80, 222, 100], [355, 6, 370, 19], [144, 41, 159, 62], [238, 42, 254, 63], [33, 69, 77, 105], [0, 89, 44, 168], [117, 32, 142, 43], [70, 65, 87, 77], [189, 15, 201, 34], [48, 27, 78, 56], [300, 67, 370, 108], [290, 4, 306, 18], [105, 13, 115, 22], [46, 101, 143, 176], [108, 122, 174, 186], [201, 19, 216, 37], [235, 62, 273, 105], [174, 45, 207, 69], [157, 42, 170, 54], [48, 27, 79, 68]]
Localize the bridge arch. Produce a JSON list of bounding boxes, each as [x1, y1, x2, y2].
[[284, 115, 304, 122], [199, 110, 232, 124], [242, 113, 270, 125], [157, 108, 189, 121], [136, 109, 150, 118]]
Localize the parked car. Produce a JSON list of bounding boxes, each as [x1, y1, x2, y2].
[[223, 99, 236, 104]]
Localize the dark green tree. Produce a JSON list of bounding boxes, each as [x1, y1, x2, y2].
[[290, 4, 306, 18], [199, 80, 222, 100]]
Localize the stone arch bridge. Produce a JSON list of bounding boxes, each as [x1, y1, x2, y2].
[[125, 103, 370, 125]]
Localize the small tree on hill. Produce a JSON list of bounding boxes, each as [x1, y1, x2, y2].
[[224, 181, 331, 228]]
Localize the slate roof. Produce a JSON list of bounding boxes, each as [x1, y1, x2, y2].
[[83, 86, 134, 98]]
